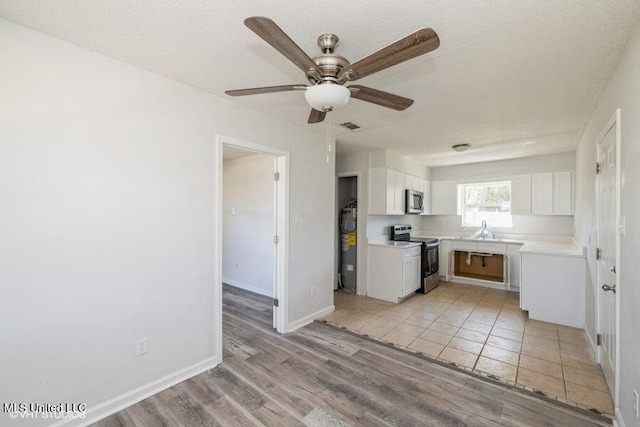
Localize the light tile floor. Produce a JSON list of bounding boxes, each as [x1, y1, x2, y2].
[[320, 281, 614, 416]]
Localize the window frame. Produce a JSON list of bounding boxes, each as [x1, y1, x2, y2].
[[459, 180, 513, 229]]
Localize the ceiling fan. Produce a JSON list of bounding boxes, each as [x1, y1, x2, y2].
[[225, 17, 440, 124]]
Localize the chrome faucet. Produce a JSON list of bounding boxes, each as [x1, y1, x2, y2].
[[479, 220, 495, 239]]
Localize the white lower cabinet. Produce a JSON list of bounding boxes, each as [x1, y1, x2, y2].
[[368, 244, 421, 303], [402, 254, 421, 297], [520, 253, 585, 328], [506, 244, 523, 290], [438, 240, 452, 281]]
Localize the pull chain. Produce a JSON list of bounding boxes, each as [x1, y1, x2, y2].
[[326, 112, 332, 164]]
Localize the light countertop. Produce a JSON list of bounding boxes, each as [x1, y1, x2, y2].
[[409, 230, 586, 258], [368, 240, 423, 249]]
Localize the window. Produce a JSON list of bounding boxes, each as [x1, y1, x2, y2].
[[461, 181, 512, 228]]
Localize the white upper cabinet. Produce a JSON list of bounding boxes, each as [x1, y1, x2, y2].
[[553, 171, 573, 215], [421, 179, 431, 215], [529, 171, 573, 215], [511, 175, 532, 215], [430, 180, 458, 215], [531, 173, 554, 215], [369, 167, 405, 215]]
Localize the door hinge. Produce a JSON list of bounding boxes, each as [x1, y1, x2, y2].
[[596, 248, 601, 260], [596, 333, 602, 346], [596, 162, 601, 174], [273, 298, 279, 307], [274, 172, 280, 181], [274, 235, 279, 244]]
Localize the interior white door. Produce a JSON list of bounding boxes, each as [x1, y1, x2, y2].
[[596, 117, 617, 398]]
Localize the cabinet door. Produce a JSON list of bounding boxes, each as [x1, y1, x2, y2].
[[531, 173, 553, 215], [402, 256, 421, 296], [368, 167, 386, 215], [506, 244, 522, 290], [553, 171, 573, 215], [393, 170, 405, 214], [439, 240, 451, 280], [385, 169, 396, 214], [431, 180, 458, 215], [511, 175, 532, 215], [421, 179, 431, 215]]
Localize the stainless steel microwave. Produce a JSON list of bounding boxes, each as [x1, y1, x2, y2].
[[405, 189, 424, 214]]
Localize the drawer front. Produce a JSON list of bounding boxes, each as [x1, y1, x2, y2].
[[452, 241, 477, 252], [477, 242, 506, 254], [403, 246, 422, 259]]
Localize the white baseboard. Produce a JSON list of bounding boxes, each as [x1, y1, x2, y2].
[[287, 305, 335, 333], [585, 324, 598, 356], [53, 356, 219, 427], [223, 277, 273, 297], [614, 407, 625, 427]]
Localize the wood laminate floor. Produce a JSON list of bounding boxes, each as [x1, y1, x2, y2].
[[93, 285, 610, 426]]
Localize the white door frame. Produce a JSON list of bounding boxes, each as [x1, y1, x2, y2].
[[336, 171, 363, 295], [214, 134, 290, 362], [594, 108, 621, 407]]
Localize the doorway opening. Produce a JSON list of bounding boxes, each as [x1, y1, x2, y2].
[[214, 135, 289, 363], [336, 174, 360, 294], [595, 109, 621, 406]]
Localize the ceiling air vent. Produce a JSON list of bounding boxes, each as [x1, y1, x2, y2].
[[339, 122, 361, 131]]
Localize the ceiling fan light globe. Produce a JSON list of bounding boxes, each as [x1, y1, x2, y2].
[[305, 84, 351, 112]]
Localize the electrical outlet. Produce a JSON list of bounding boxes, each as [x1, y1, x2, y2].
[[633, 389, 639, 418], [136, 337, 148, 356]]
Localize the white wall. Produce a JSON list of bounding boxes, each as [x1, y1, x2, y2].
[[0, 19, 334, 426], [424, 152, 576, 236], [430, 152, 575, 180], [223, 154, 274, 297], [574, 19, 640, 425]]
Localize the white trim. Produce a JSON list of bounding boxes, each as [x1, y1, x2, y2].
[[585, 323, 598, 356], [52, 356, 219, 427], [336, 171, 363, 296], [217, 134, 290, 335], [594, 109, 621, 409], [287, 305, 335, 332], [214, 135, 224, 364], [223, 278, 273, 297], [614, 406, 626, 427]]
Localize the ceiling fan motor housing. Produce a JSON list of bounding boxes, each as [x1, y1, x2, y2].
[[308, 53, 350, 85]]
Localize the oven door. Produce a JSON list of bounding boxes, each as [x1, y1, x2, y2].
[[424, 242, 439, 276]]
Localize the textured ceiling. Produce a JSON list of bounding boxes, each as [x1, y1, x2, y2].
[[2, 1, 639, 166]]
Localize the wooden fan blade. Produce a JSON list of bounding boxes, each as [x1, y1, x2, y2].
[[348, 85, 414, 111], [225, 85, 307, 96], [338, 28, 439, 82], [245, 17, 321, 77], [308, 109, 326, 124]]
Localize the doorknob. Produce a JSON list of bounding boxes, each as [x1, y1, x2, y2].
[[602, 284, 616, 293], [609, 265, 616, 274]]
